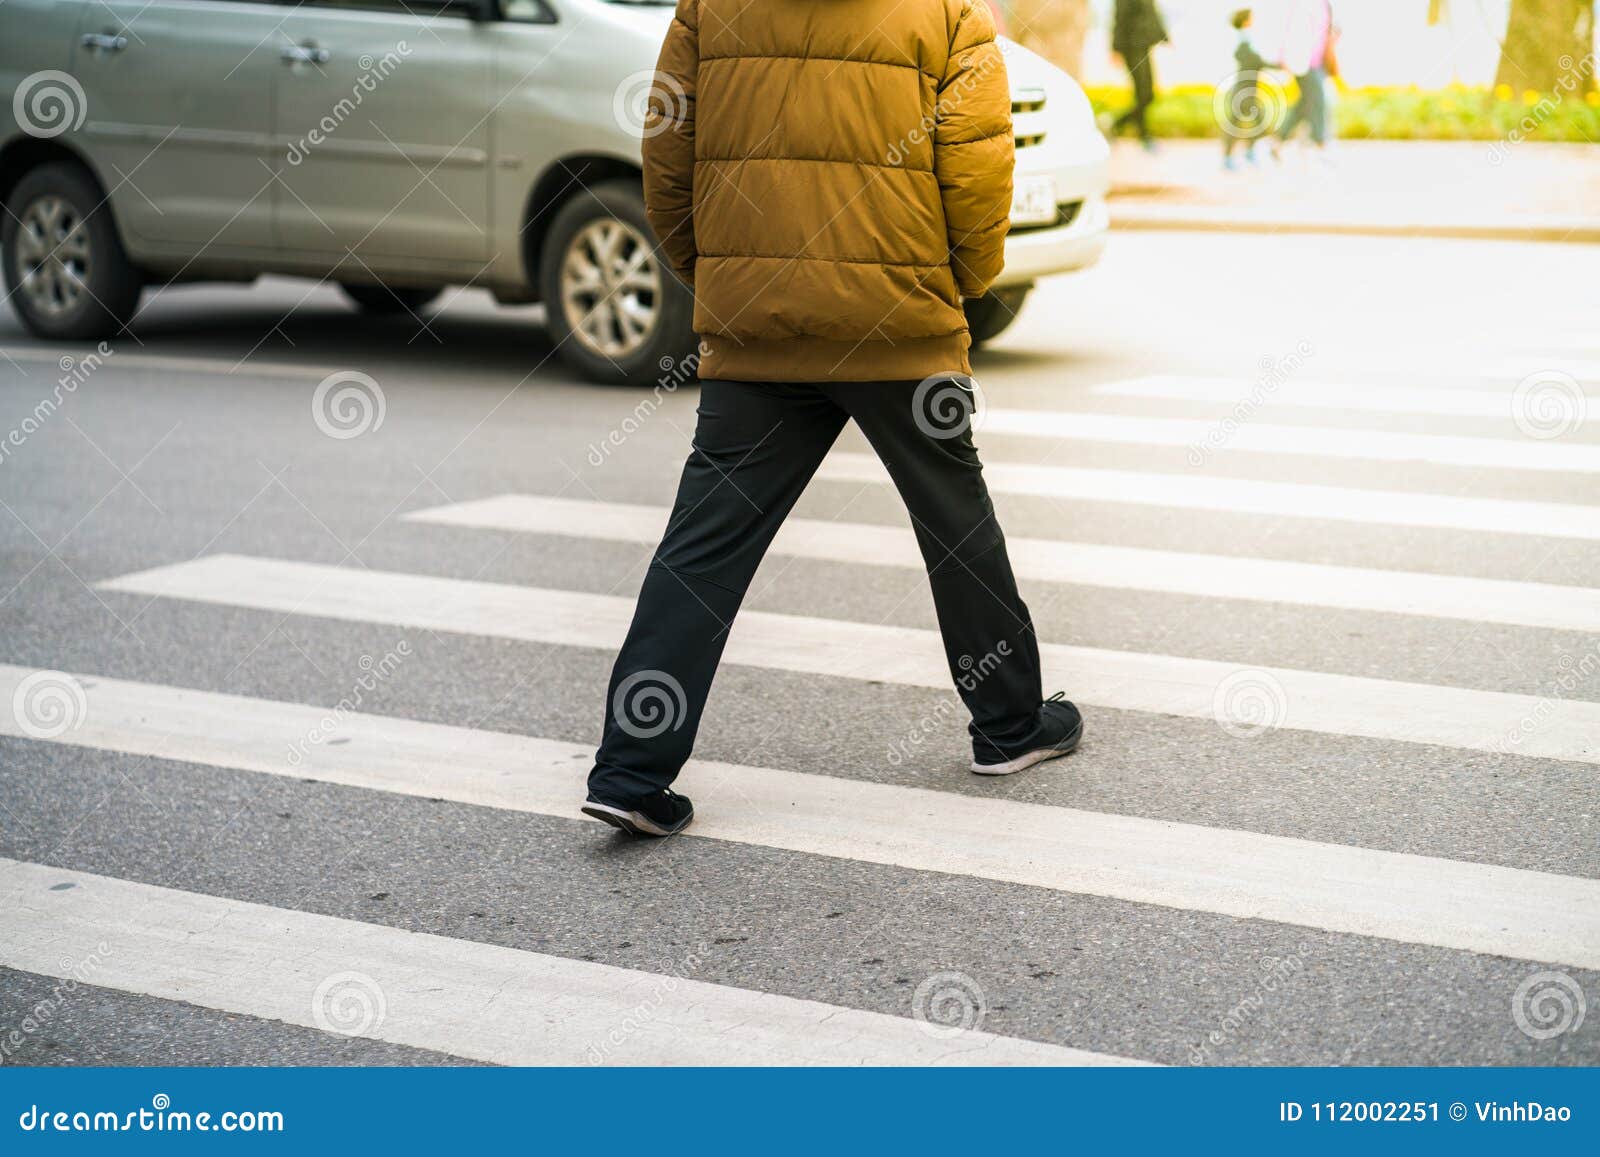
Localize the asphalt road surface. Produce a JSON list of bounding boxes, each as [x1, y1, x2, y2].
[[2, 230, 1597, 1066]]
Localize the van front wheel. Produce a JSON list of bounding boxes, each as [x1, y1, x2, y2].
[[1, 163, 142, 341], [540, 179, 695, 387]]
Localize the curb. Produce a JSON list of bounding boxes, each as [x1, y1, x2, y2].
[[1107, 206, 1600, 244]]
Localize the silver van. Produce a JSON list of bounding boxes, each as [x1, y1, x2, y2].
[[2, 0, 1107, 384]]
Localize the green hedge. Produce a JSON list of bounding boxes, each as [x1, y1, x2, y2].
[[1085, 83, 1600, 143]]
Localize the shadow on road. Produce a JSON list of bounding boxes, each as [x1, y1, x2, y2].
[[0, 280, 569, 384]]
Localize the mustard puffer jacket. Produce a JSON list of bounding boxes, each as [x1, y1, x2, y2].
[[641, 0, 1015, 382]]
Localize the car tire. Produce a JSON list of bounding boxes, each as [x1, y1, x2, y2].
[[340, 283, 442, 315], [1, 162, 142, 342], [963, 286, 1031, 346], [539, 178, 695, 387]]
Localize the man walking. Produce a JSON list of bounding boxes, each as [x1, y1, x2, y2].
[[1110, 0, 1169, 148], [581, 0, 1082, 838], [1277, 0, 1337, 153]]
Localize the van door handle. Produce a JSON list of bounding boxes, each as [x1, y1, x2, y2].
[[280, 43, 331, 65], [80, 32, 129, 53]]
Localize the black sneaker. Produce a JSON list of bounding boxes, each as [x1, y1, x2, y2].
[[581, 788, 695, 837], [970, 694, 1083, 776]]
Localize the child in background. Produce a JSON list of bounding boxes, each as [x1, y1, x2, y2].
[[1222, 8, 1281, 170]]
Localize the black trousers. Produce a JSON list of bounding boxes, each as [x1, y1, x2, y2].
[[1112, 51, 1157, 141], [588, 378, 1046, 805]]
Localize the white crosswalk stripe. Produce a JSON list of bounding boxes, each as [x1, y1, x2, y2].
[[0, 858, 1136, 1066], [818, 452, 1600, 540], [1092, 374, 1600, 420], [1487, 357, 1600, 381], [974, 409, 1600, 472], [97, 554, 1600, 766], [4, 666, 1596, 969], [405, 494, 1600, 632], [0, 345, 330, 380]]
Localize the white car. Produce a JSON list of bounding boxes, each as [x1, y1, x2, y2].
[[983, 35, 1111, 341], [1, 0, 1107, 384]]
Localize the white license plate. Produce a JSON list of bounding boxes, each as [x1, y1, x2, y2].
[[1010, 176, 1057, 226]]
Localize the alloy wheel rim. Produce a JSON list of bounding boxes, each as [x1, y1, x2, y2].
[[559, 217, 661, 361], [15, 195, 91, 319]]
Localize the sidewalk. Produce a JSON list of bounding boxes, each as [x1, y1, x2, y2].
[[1107, 138, 1600, 243]]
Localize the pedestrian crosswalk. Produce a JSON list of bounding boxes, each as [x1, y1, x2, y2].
[[4, 666, 1596, 969], [5, 358, 1598, 1066], [976, 409, 1600, 472], [818, 453, 1600, 539], [95, 554, 1600, 764], [2, 858, 1135, 1066], [1094, 375, 1599, 421], [406, 493, 1600, 632]]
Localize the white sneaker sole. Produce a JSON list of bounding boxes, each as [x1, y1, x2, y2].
[[580, 801, 691, 837], [970, 722, 1083, 776]]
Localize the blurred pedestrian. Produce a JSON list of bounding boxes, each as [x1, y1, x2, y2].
[[582, 0, 1082, 838], [1221, 8, 1282, 170], [1110, 0, 1169, 150], [1276, 0, 1339, 154]]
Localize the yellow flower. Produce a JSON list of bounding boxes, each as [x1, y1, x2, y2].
[[1440, 98, 1456, 112], [1494, 83, 1514, 101], [1588, 91, 1600, 107], [1522, 89, 1540, 105]]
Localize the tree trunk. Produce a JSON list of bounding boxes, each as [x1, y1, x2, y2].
[[1496, 0, 1595, 93], [1006, 0, 1092, 81]]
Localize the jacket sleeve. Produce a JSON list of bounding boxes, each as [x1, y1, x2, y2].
[[641, 0, 699, 286], [934, 0, 1013, 299]]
